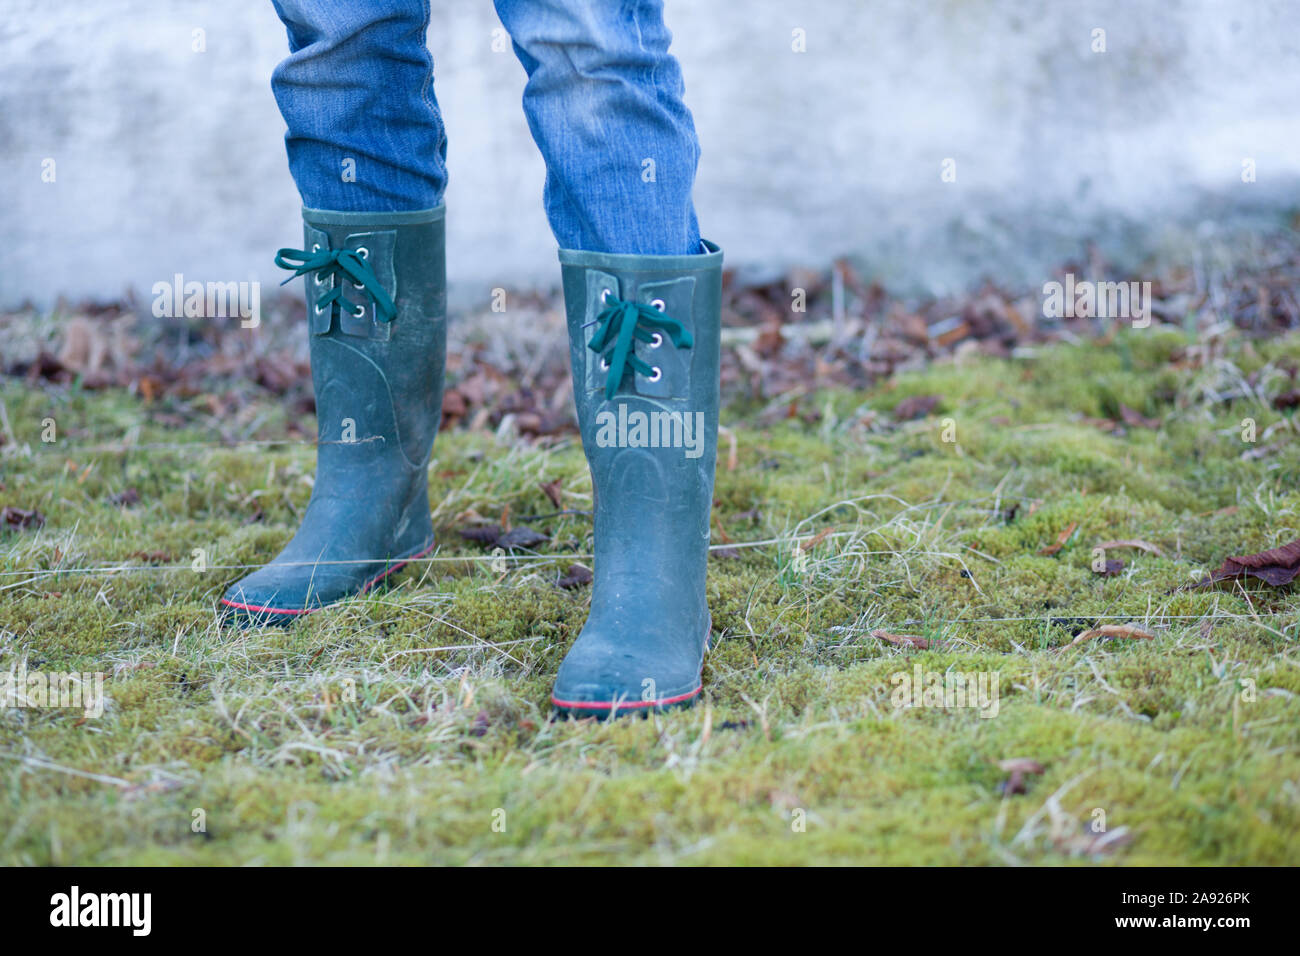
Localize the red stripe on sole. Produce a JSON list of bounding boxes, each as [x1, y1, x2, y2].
[[551, 684, 702, 711]]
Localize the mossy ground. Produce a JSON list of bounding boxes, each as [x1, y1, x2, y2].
[[1, 324, 1298, 865]]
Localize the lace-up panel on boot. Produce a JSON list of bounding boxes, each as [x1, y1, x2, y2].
[[277, 227, 398, 339], [583, 275, 697, 400]]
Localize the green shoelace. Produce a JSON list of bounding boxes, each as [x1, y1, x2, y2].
[[587, 294, 693, 400], [275, 245, 397, 324]]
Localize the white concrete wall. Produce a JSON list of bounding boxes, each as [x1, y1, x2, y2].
[[3, 0, 1299, 310]]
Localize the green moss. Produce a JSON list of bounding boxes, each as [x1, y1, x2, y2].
[[1, 330, 1298, 864]]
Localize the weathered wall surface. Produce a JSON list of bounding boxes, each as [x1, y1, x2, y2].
[[3, 0, 1298, 309]]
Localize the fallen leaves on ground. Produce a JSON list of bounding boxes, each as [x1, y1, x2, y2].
[[1190, 537, 1300, 588], [1095, 538, 1163, 556], [892, 394, 940, 421], [800, 527, 835, 551], [1039, 521, 1079, 556], [1059, 623, 1155, 650], [9, 233, 1300, 445], [556, 564, 593, 589], [997, 757, 1045, 795], [870, 629, 933, 649], [130, 551, 172, 563], [1118, 403, 1161, 429], [767, 789, 802, 811], [456, 524, 548, 550], [538, 479, 564, 509], [2, 506, 45, 531], [108, 488, 140, 507], [1094, 558, 1125, 576]]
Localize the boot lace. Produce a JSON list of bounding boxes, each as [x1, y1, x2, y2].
[[275, 244, 397, 323], [587, 293, 692, 400]]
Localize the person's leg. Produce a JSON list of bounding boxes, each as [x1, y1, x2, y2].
[[223, 2, 448, 624], [493, 0, 702, 255], [270, 0, 447, 210], [497, 0, 722, 715]]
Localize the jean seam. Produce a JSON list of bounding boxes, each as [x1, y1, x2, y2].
[[418, 0, 446, 203]]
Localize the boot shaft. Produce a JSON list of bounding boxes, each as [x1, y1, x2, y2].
[[299, 206, 447, 474], [559, 242, 724, 576]]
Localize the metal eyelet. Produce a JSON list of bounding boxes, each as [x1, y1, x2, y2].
[[356, 247, 369, 259], [352, 282, 364, 290], [601, 289, 612, 303], [311, 244, 321, 253], [314, 304, 326, 315], [352, 304, 366, 318], [600, 357, 610, 370], [647, 366, 662, 383], [650, 298, 665, 311], [648, 332, 663, 348]]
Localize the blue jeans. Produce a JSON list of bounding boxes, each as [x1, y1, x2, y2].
[[270, 0, 702, 256]]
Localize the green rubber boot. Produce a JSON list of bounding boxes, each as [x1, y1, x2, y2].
[[220, 205, 446, 625], [551, 241, 724, 716]]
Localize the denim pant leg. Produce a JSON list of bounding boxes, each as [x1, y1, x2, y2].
[[493, 0, 703, 255], [270, 0, 447, 212]]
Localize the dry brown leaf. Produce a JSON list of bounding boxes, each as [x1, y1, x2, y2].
[[767, 789, 802, 811], [538, 479, 564, 509], [1190, 537, 1300, 588], [441, 388, 468, 419], [753, 322, 786, 359], [932, 321, 971, 348], [1118, 403, 1161, 429], [870, 629, 932, 649], [713, 514, 733, 544], [1272, 390, 1300, 410], [998, 758, 1045, 795], [1095, 538, 1163, 556], [1198, 505, 1239, 518], [893, 394, 941, 421], [496, 526, 548, 549], [108, 487, 141, 507], [130, 550, 172, 563], [457, 524, 502, 546], [997, 758, 1045, 774], [1060, 623, 1155, 650], [1039, 521, 1079, 556], [1, 506, 45, 531], [800, 527, 834, 552], [556, 563, 593, 589]]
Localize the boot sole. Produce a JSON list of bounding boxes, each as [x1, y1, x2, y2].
[[218, 538, 436, 627], [551, 622, 712, 719], [551, 683, 702, 718]]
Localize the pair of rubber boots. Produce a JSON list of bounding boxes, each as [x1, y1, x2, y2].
[[220, 206, 723, 717]]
